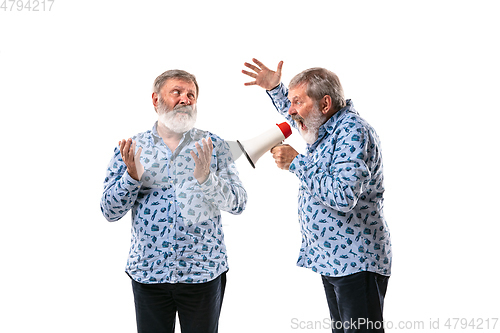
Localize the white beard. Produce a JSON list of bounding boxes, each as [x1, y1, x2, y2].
[[157, 101, 197, 134], [293, 105, 326, 144]]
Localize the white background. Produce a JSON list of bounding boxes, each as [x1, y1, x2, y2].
[[1, 1, 499, 332]]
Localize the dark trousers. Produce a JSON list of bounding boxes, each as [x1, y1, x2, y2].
[[322, 271, 389, 333], [131, 272, 226, 333]]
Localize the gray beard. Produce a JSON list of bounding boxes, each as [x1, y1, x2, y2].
[[292, 105, 326, 144], [157, 103, 197, 134]]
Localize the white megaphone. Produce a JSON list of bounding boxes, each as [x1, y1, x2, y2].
[[227, 122, 292, 168]]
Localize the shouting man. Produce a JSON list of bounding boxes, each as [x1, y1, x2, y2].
[[243, 59, 392, 333]]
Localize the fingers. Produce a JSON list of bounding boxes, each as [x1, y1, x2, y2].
[[119, 139, 130, 160], [242, 58, 283, 89], [271, 145, 284, 165], [243, 62, 259, 73], [131, 140, 137, 156], [191, 138, 213, 162], [276, 60, 284, 75], [135, 146, 143, 160], [118, 138, 142, 181], [119, 138, 138, 162], [242, 64, 259, 86], [252, 58, 268, 70], [207, 137, 213, 155], [271, 144, 288, 154], [191, 138, 213, 184], [242, 69, 257, 78], [244, 58, 281, 73], [190, 149, 198, 164], [202, 137, 213, 160], [193, 142, 204, 163], [270, 144, 295, 170]]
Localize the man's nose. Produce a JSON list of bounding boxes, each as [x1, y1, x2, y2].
[[288, 106, 297, 116], [179, 94, 191, 105]]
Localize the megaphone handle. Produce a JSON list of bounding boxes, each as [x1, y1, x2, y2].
[[270, 141, 285, 151]]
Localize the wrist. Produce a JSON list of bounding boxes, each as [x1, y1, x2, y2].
[[127, 169, 139, 181], [267, 82, 281, 91], [197, 172, 210, 185], [124, 170, 142, 184]]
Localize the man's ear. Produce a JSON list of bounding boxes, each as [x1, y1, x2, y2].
[[152, 92, 159, 112], [321, 95, 333, 114]]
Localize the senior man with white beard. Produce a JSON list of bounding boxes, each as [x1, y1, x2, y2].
[[101, 69, 247, 333], [243, 59, 392, 333]]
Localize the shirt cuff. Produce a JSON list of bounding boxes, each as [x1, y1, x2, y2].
[[266, 82, 286, 98], [198, 172, 215, 191], [267, 82, 283, 92], [289, 154, 307, 178], [122, 171, 142, 190]]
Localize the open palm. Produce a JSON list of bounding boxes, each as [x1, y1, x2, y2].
[[242, 58, 283, 90]]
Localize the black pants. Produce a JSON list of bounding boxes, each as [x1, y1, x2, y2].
[[131, 272, 226, 333], [322, 271, 389, 333]]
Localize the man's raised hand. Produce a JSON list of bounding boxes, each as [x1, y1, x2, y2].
[[242, 58, 283, 90], [190, 137, 214, 184], [119, 138, 144, 181]]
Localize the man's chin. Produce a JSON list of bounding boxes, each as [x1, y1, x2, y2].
[[299, 128, 318, 145], [159, 111, 197, 134], [166, 122, 195, 134]]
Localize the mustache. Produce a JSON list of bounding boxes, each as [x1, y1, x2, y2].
[[173, 105, 194, 114], [291, 114, 305, 123]]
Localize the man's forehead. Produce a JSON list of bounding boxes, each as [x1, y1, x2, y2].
[[288, 84, 308, 99], [163, 78, 196, 91]]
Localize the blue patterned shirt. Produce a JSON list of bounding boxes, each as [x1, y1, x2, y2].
[[101, 123, 247, 284], [267, 84, 392, 277]]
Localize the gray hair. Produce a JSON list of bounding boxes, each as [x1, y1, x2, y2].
[[152, 69, 199, 97], [289, 67, 346, 111]]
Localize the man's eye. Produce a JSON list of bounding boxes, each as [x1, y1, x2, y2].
[[172, 90, 180, 95]]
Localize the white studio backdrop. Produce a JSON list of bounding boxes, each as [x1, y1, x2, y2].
[[1, 1, 499, 332]]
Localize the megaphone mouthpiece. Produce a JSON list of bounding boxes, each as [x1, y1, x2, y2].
[[277, 122, 293, 139]]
